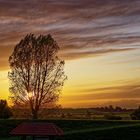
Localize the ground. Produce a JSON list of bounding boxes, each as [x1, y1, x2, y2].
[[1, 119, 140, 140]]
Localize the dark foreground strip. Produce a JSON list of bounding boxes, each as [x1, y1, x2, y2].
[[65, 123, 140, 135]]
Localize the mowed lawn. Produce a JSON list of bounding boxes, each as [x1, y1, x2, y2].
[[1, 119, 140, 140]]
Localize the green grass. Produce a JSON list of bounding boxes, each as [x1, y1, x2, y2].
[[1, 119, 140, 140]]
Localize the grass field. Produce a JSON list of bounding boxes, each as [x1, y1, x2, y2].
[[1, 119, 140, 140]]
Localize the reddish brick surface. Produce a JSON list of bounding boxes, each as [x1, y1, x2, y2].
[[10, 122, 64, 136]]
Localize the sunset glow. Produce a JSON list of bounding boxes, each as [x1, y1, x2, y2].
[[0, 0, 140, 108]]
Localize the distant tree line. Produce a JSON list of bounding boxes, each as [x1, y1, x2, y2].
[[88, 105, 133, 112], [1, 99, 140, 120]]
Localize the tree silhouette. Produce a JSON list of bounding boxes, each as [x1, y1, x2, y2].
[[8, 34, 67, 119], [130, 106, 140, 120], [0, 100, 13, 119]]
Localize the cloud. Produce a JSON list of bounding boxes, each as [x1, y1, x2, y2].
[[0, 0, 140, 69], [62, 83, 140, 108], [60, 47, 136, 60], [62, 99, 140, 108], [101, 99, 140, 109], [61, 82, 140, 108]]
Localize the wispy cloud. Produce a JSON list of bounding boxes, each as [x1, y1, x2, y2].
[[63, 83, 140, 100], [0, 0, 140, 69], [61, 83, 140, 108]]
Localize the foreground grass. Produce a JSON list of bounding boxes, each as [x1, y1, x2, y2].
[[57, 124, 140, 140], [1, 119, 140, 140]]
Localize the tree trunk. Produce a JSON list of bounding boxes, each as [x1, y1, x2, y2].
[[32, 110, 38, 120]]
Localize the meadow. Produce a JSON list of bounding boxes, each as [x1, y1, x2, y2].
[[1, 119, 140, 140]]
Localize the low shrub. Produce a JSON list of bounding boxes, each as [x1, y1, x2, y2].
[[130, 107, 140, 120]]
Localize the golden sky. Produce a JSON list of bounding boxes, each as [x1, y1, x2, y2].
[[0, 0, 140, 108]]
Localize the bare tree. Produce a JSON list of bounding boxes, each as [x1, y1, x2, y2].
[[8, 34, 67, 119]]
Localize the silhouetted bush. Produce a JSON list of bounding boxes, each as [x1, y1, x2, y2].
[[0, 100, 13, 119], [130, 106, 140, 120], [104, 114, 122, 120]]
